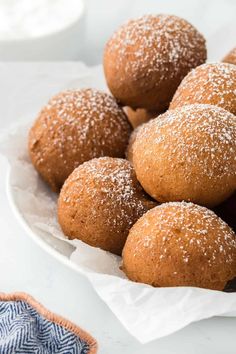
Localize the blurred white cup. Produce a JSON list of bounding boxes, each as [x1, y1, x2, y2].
[[0, 0, 86, 61]]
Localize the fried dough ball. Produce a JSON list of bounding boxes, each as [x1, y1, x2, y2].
[[132, 104, 236, 207], [222, 47, 236, 66], [122, 202, 236, 290], [170, 63, 236, 115], [104, 14, 206, 111], [58, 157, 156, 255], [126, 125, 142, 164], [28, 89, 132, 192], [124, 107, 159, 128]]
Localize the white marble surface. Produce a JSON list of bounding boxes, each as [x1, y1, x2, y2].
[[0, 62, 236, 353]]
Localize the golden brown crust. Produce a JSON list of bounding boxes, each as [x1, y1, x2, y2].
[[104, 14, 206, 111], [132, 104, 236, 208], [126, 125, 142, 164], [222, 47, 236, 66], [122, 202, 236, 290], [170, 63, 236, 115], [28, 89, 132, 192], [58, 157, 156, 255], [124, 107, 160, 128]]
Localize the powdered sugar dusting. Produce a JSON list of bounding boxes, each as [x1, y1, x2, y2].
[[105, 14, 206, 82], [29, 88, 132, 183], [43, 88, 131, 153], [170, 63, 236, 114], [135, 104, 236, 182], [62, 157, 155, 230], [133, 202, 236, 268]]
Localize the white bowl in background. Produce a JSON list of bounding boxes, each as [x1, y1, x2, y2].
[[0, 0, 85, 61]]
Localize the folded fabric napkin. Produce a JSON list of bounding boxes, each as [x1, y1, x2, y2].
[[0, 293, 97, 354]]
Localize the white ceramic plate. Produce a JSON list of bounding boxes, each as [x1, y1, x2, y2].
[[6, 164, 81, 275]]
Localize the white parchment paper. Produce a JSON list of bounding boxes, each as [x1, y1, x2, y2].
[[0, 64, 236, 344]]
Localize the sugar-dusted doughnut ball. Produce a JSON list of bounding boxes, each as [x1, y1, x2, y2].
[[28, 88, 132, 192], [122, 202, 236, 290], [124, 107, 159, 128], [104, 14, 206, 111], [170, 63, 236, 115], [58, 157, 156, 255], [126, 125, 142, 164], [222, 47, 236, 66], [132, 104, 236, 207]]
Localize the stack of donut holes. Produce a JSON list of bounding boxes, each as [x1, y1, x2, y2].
[[28, 14, 236, 291]]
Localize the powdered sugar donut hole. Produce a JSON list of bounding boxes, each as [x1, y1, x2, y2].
[[122, 202, 236, 290], [132, 104, 236, 207], [58, 157, 156, 255], [28, 88, 132, 192], [170, 63, 236, 115], [104, 14, 206, 111]]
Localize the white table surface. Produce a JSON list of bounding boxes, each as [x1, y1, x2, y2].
[[0, 62, 236, 354]]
